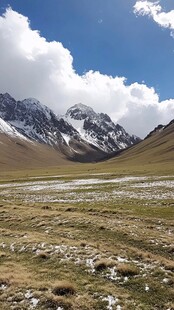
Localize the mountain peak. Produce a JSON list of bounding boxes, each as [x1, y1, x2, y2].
[[65, 102, 141, 152], [22, 98, 48, 111], [69, 102, 94, 111], [0, 92, 16, 103], [66, 103, 96, 120], [3, 92, 13, 99], [22, 97, 40, 105]]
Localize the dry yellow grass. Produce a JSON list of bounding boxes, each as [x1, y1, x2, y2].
[[0, 129, 174, 310], [117, 263, 139, 276], [52, 281, 76, 296], [0, 192, 173, 309]]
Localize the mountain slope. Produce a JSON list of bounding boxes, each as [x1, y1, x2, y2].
[[0, 132, 75, 171], [0, 115, 72, 170], [109, 119, 174, 166], [0, 116, 28, 140], [0, 93, 75, 146], [0, 93, 107, 162], [65, 103, 140, 152]]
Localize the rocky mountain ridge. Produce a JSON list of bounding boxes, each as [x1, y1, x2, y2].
[[145, 120, 174, 139], [0, 93, 140, 161], [65, 103, 140, 152]]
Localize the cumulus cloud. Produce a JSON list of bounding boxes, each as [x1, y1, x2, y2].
[[0, 8, 173, 137], [134, 1, 174, 37]]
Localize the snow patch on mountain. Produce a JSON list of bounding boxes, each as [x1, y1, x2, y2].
[[61, 133, 71, 145], [64, 116, 99, 147], [65, 117, 85, 135], [0, 117, 28, 140]]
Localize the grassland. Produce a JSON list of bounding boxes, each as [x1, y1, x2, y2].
[[0, 166, 173, 310]]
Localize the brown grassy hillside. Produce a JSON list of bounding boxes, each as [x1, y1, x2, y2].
[[116, 121, 174, 163], [100, 121, 174, 175], [0, 134, 72, 171]]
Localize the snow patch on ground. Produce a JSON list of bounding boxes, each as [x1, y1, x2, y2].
[[24, 290, 40, 309], [101, 295, 118, 310], [1, 175, 174, 203], [0, 284, 8, 290], [145, 284, 150, 292]]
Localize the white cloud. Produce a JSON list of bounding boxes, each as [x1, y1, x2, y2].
[[0, 7, 173, 138], [134, 1, 174, 37]]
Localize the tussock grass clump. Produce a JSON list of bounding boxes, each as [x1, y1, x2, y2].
[[37, 251, 49, 260], [152, 268, 165, 278], [165, 278, 174, 286], [52, 281, 76, 296], [0, 278, 10, 287], [80, 241, 87, 247], [168, 246, 174, 254], [95, 259, 115, 272], [41, 205, 52, 210], [43, 294, 72, 310], [164, 262, 174, 272], [117, 263, 139, 276], [99, 225, 105, 230], [38, 285, 48, 292], [0, 252, 6, 259]]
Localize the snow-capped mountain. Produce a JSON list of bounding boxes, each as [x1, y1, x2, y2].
[[65, 103, 140, 152], [0, 93, 80, 147], [0, 93, 107, 161], [0, 93, 140, 161]]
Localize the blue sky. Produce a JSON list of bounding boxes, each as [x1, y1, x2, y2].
[[0, 0, 173, 99], [0, 0, 173, 136]]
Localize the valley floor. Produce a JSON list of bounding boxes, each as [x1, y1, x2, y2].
[[0, 172, 174, 309]]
